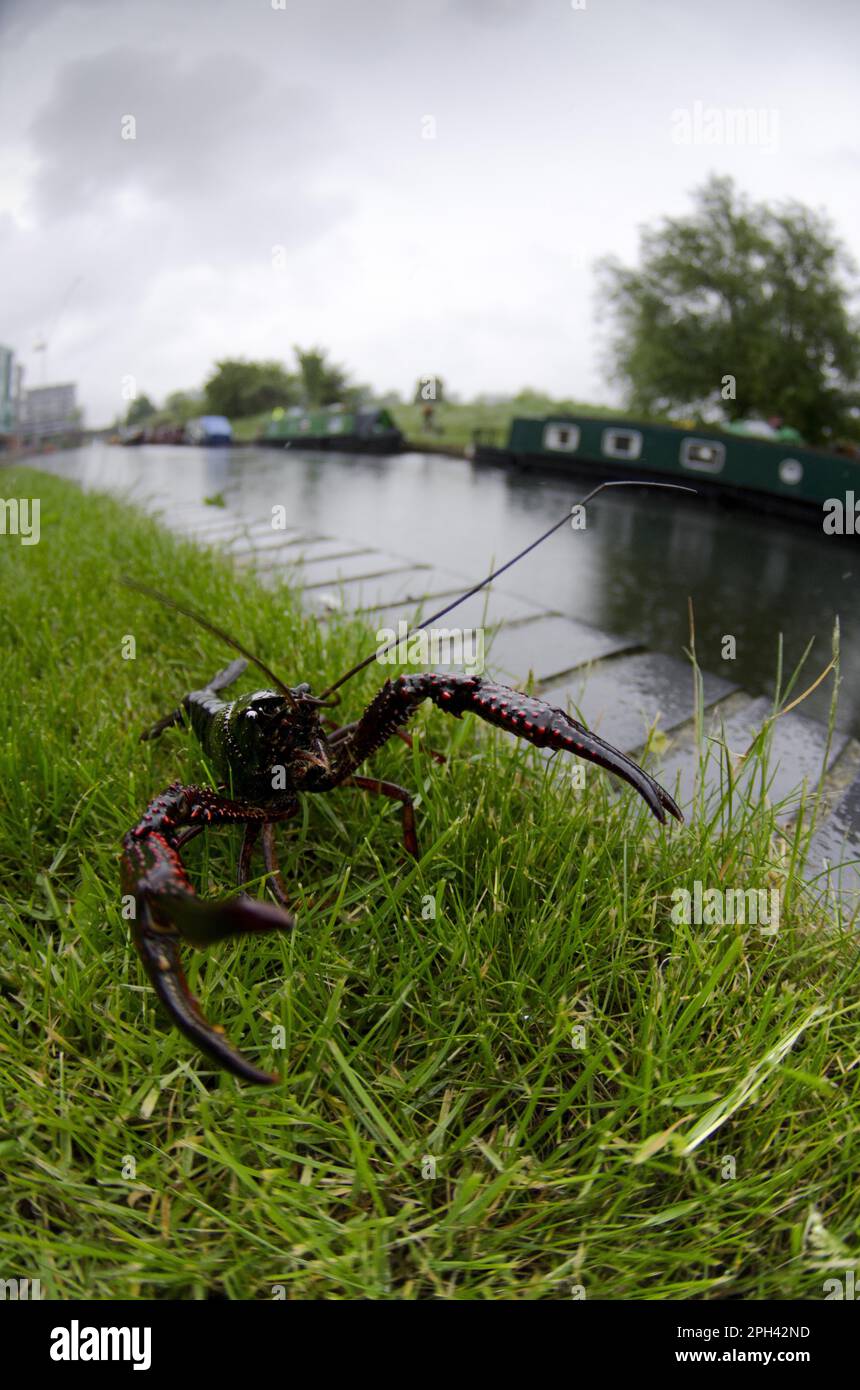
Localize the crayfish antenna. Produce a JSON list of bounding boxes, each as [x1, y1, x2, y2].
[[317, 478, 697, 700], [122, 576, 301, 709]]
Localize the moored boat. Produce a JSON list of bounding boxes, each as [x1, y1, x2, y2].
[[185, 415, 232, 446], [470, 414, 860, 523], [119, 425, 146, 446], [262, 404, 403, 453]]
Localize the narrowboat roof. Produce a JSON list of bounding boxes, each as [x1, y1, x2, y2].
[[506, 412, 859, 461], [473, 412, 860, 520]]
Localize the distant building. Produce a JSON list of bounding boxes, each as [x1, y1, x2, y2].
[[0, 345, 16, 434], [20, 382, 80, 441]]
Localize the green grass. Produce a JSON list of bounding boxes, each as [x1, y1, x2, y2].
[[0, 466, 858, 1300], [230, 410, 272, 443], [227, 397, 626, 448], [390, 397, 626, 450]]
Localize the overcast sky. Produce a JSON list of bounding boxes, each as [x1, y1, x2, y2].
[[1, 0, 858, 425]]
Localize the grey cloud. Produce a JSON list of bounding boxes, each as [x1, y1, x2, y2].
[[0, 0, 112, 48], [2, 0, 858, 427], [1, 35, 354, 415], [28, 47, 331, 217], [16, 42, 353, 298], [454, 0, 545, 25]]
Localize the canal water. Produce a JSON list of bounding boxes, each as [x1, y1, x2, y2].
[[30, 442, 859, 738]]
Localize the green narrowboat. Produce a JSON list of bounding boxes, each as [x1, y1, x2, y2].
[[470, 415, 860, 523], [262, 404, 403, 454]]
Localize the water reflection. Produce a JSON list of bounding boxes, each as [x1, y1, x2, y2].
[[30, 441, 858, 735]]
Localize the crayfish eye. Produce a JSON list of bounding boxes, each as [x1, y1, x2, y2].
[[241, 710, 262, 739]]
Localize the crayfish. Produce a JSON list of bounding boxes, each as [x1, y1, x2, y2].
[[121, 481, 689, 1083]]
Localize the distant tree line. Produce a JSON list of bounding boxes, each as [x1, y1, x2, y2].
[[125, 179, 860, 446], [124, 346, 371, 426]]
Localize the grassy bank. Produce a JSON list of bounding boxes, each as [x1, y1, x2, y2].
[[391, 399, 622, 451], [229, 397, 626, 448], [227, 400, 515, 448], [0, 466, 857, 1300]]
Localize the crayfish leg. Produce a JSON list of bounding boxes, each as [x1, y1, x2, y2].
[[340, 775, 420, 858]]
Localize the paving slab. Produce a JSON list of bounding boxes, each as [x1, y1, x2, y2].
[[407, 585, 552, 631], [230, 534, 343, 565], [256, 537, 367, 564], [298, 552, 423, 587], [194, 525, 257, 543], [221, 526, 314, 555], [654, 695, 851, 814], [168, 518, 249, 541], [167, 516, 281, 543], [164, 509, 250, 532], [484, 615, 638, 687], [804, 768, 860, 915], [301, 568, 457, 613], [540, 651, 736, 755]]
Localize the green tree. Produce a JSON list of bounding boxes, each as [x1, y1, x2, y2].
[[294, 346, 350, 408], [164, 390, 201, 422], [512, 387, 558, 412], [125, 393, 157, 426], [342, 381, 373, 409], [203, 359, 297, 418], [598, 176, 860, 442]]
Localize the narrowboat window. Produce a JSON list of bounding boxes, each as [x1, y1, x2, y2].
[[601, 428, 642, 460], [779, 458, 803, 486], [543, 422, 580, 452], [680, 438, 725, 473]]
